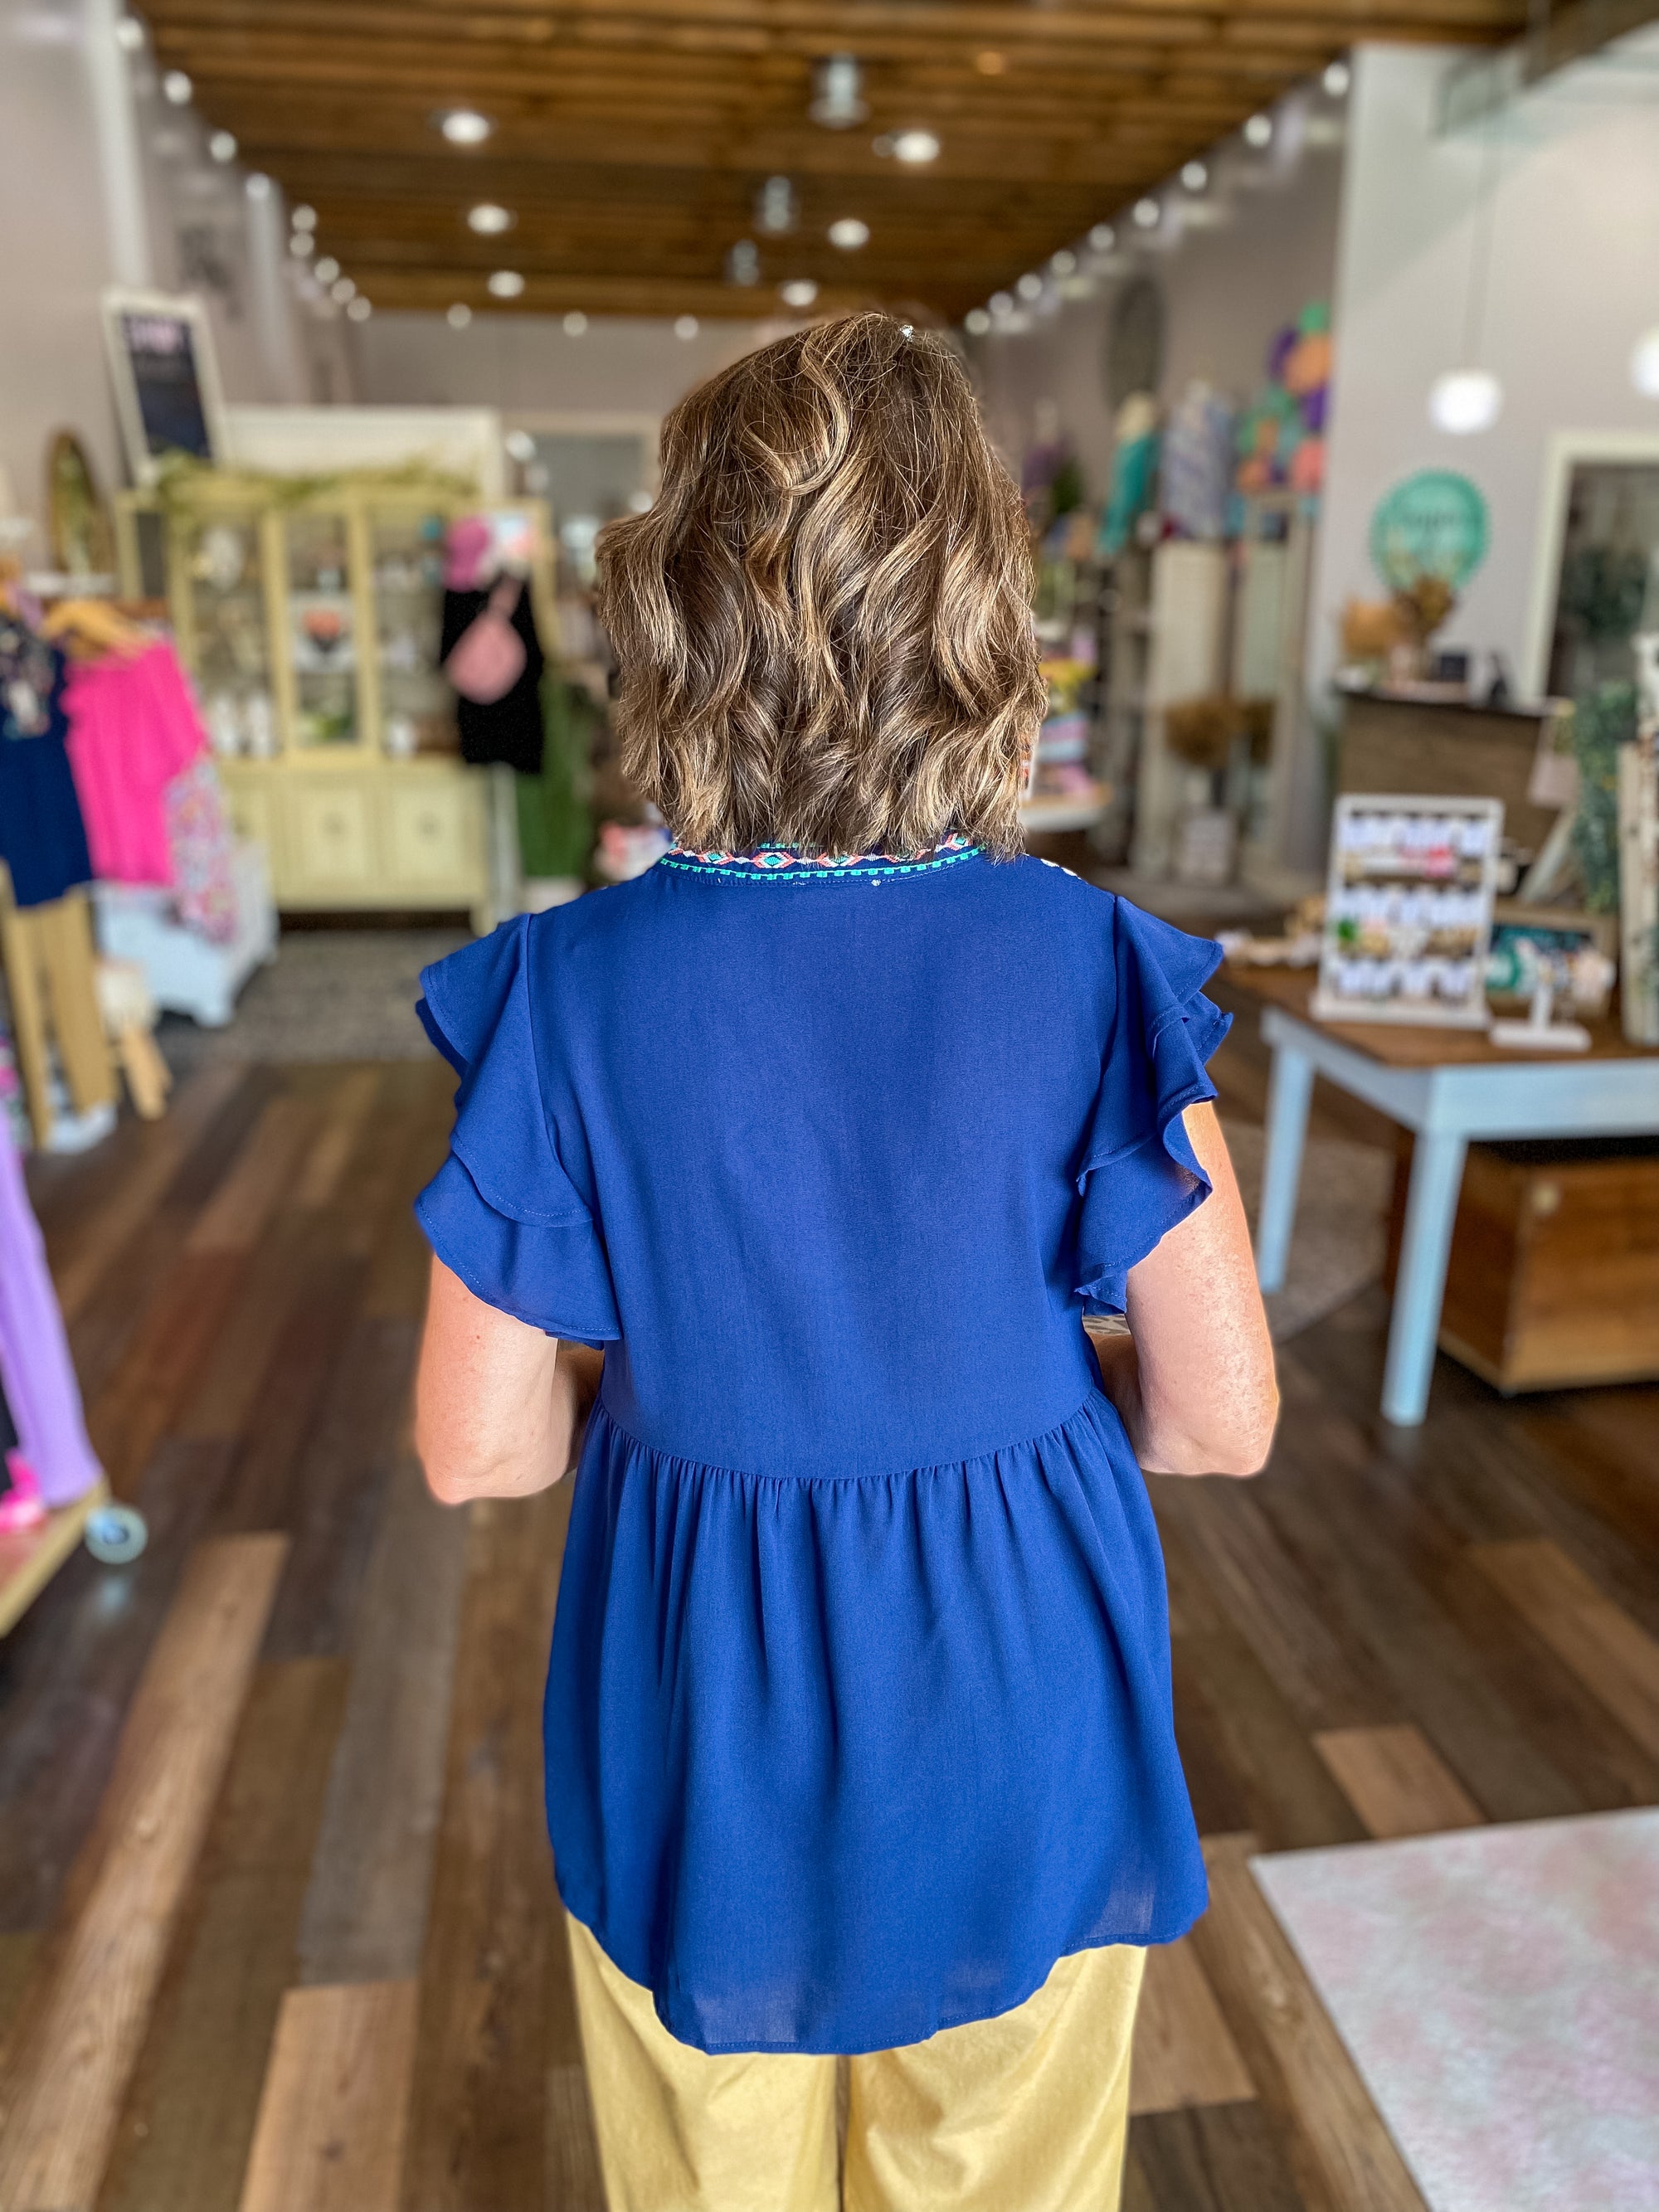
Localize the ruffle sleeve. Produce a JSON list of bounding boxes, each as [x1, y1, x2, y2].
[[1074, 899, 1232, 1315], [414, 916, 620, 1342]]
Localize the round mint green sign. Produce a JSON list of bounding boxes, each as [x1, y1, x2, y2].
[[1369, 469, 1489, 592]]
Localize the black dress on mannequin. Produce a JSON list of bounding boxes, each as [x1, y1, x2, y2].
[[439, 576, 546, 775]]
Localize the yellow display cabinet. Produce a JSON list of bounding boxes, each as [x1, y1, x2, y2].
[[116, 479, 554, 931]]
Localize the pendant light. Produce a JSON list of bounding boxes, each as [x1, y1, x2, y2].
[[1428, 108, 1506, 435], [756, 177, 797, 235], [810, 56, 866, 129]]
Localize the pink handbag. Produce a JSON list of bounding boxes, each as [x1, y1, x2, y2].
[[445, 576, 527, 704]]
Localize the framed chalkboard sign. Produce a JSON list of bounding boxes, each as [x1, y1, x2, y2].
[[100, 288, 226, 485]]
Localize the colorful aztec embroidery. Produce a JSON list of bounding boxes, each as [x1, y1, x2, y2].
[[659, 837, 980, 882]]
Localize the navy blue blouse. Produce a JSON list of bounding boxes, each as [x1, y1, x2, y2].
[[416, 843, 1228, 2055]]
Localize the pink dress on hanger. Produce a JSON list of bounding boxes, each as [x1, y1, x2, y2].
[[63, 642, 208, 886], [64, 641, 239, 942]]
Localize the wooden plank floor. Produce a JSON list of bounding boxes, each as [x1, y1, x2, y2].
[[0, 1021, 1654, 2211]]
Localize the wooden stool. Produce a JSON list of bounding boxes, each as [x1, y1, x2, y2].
[[95, 957, 172, 1121]]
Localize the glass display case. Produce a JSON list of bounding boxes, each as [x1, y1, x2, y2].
[[177, 509, 276, 760], [116, 478, 555, 930], [285, 508, 359, 750], [368, 506, 455, 756]]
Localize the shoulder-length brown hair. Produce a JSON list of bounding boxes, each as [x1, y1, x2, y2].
[[594, 313, 1044, 859]]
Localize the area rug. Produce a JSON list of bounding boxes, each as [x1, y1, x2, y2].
[[155, 927, 466, 1073], [1221, 1118, 1392, 1342], [1253, 1809, 1659, 2212]]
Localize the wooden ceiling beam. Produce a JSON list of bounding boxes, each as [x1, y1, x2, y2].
[[147, 0, 1523, 46], [343, 269, 902, 314], [144, 0, 1506, 323], [212, 121, 1270, 192]]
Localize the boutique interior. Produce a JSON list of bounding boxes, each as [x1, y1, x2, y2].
[[0, 1, 1657, 2206]]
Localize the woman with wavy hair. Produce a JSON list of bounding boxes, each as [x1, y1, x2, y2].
[[413, 314, 1276, 2212]]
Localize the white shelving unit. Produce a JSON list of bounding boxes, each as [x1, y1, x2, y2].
[[1131, 542, 1230, 875]]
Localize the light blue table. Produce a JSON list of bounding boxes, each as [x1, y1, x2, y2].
[[1249, 984, 1659, 1426]]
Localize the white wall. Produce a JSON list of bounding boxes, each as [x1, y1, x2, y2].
[[966, 97, 1345, 498], [350, 313, 791, 427], [0, 0, 321, 553], [0, 0, 129, 538], [1313, 38, 1659, 699]]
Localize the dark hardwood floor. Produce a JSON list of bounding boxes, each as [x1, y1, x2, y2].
[[0, 1011, 1654, 2210]]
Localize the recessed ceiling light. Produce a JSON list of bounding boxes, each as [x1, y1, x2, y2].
[[468, 202, 513, 235], [447, 303, 473, 328], [437, 107, 493, 146], [161, 69, 191, 103], [505, 429, 536, 461], [674, 314, 699, 339], [331, 276, 356, 302], [1049, 248, 1076, 276], [828, 216, 869, 250], [1322, 59, 1350, 96], [780, 277, 820, 309], [289, 233, 314, 257], [891, 128, 941, 165], [563, 309, 587, 334], [246, 173, 271, 200], [1244, 112, 1273, 148], [487, 269, 525, 299], [1132, 197, 1160, 228], [114, 17, 144, 49], [1181, 160, 1208, 191], [291, 203, 317, 231], [1088, 223, 1116, 252], [964, 307, 990, 334], [989, 290, 1013, 316], [314, 255, 340, 283], [1015, 272, 1043, 301], [208, 129, 236, 163], [346, 296, 372, 322], [975, 49, 1005, 74]]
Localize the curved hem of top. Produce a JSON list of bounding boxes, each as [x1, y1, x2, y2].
[[555, 1883, 1206, 2058], [591, 1383, 1117, 1487]]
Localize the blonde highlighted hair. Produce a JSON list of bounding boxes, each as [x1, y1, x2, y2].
[[595, 314, 1044, 858]]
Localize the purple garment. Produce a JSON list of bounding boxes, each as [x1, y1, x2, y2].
[[0, 1121, 102, 1506]]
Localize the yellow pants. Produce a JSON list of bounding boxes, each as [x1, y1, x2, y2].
[[567, 1913, 1145, 2212]]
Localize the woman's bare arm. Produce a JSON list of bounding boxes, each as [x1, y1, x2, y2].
[[1087, 1101, 1277, 1478], [414, 1257, 604, 1505]]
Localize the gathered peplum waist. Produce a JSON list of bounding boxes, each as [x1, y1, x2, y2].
[[548, 1376, 1206, 2054], [590, 1378, 1123, 1488]]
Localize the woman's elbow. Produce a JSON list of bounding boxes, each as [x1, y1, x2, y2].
[[415, 1409, 514, 1506], [1158, 1381, 1279, 1479], [1201, 1383, 1280, 1478]]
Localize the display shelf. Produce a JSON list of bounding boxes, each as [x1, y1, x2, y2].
[[116, 481, 555, 928], [0, 1480, 109, 1638]]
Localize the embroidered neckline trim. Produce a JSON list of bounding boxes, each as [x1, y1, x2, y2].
[[659, 837, 980, 882]]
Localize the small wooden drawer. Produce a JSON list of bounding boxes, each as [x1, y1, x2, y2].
[[221, 778, 275, 861], [385, 783, 473, 890], [1387, 1135, 1659, 1391], [289, 784, 374, 888]]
